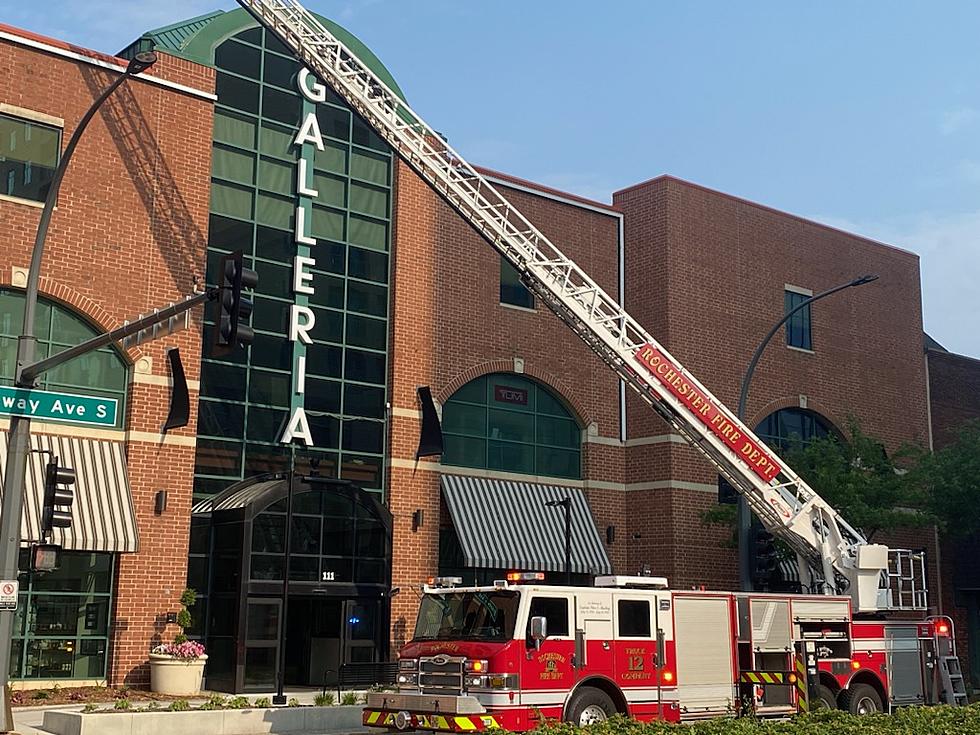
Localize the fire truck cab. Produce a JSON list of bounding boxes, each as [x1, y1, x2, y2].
[[363, 575, 962, 731]]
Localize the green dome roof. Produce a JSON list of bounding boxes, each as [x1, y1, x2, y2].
[[119, 7, 406, 101]]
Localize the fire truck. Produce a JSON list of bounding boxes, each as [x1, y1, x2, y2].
[[232, 0, 969, 726]]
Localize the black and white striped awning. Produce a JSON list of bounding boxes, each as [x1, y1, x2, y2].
[[0, 432, 139, 553], [440, 475, 611, 575]]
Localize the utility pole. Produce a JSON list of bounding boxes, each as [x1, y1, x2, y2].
[[546, 498, 572, 585]]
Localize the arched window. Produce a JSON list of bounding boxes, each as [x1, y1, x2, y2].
[[441, 374, 581, 479], [755, 408, 833, 450], [0, 290, 128, 427]]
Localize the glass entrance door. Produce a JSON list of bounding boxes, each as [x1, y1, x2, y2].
[[344, 599, 379, 664], [243, 598, 281, 691]]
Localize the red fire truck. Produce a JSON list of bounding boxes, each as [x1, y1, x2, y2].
[[362, 574, 962, 730], [233, 1, 970, 727]]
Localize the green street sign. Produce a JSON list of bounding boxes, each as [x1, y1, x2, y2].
[[0, 387, 118, 427]]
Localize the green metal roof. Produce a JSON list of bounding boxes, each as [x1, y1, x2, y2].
[[118, 7, 406, 101]]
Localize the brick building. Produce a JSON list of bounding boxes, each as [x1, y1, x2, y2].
[[0, 8, 966, 692], [0, 24, 214, 685], [926, 346, 980, 685]]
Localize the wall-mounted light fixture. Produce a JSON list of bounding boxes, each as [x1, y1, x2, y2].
[[154, 490, 168, 515], [606, 525, 616, 544], [412, 509, 424, 532]]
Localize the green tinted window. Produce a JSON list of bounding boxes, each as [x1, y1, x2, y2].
[[441, 374, 581, 479], [0, 114, 60, 203], [0, 290, 127, 428]]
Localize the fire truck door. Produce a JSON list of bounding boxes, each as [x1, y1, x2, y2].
[[612, 594, 658, 696], [521, 592, 576, 709], [575, 591, 614, 680]]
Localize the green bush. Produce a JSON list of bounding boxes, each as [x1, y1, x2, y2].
[[287, 697, 301, 707], [226, 696, 251, 709], [198, 694, 226, 710], [168, 699, 190, 712], [340, 691, 359, 706], [314, 692, 335, 707], [81, 703, 99, 714], [113, 699, 130, 711], [253, 697, 272, 708], [513, 707, 980, 735]]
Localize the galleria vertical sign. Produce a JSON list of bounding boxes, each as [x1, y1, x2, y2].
[[279, 67, 331, 447]]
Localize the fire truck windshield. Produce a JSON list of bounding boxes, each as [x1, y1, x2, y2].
[[413, 590, 519, 641]]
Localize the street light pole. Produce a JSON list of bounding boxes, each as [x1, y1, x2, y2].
[[546, 498, 572, 585], [0, 52, 156, 729], [736, 274, 879, 592]]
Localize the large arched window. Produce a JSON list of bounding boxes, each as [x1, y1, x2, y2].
[[0, 290, 128, 427], [441, 374, 581, 479], [755, 408, 833, 450]]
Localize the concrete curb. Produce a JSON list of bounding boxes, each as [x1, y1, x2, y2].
[[42, 704, 366, 735]]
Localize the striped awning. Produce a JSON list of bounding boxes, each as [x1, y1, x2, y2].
[[440, 475, 611, 575], [0, 432, 139, 553]]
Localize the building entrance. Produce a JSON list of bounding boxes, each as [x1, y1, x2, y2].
[[190, 474, 392, 693]]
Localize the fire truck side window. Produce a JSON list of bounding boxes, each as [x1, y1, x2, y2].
[[617, 599, 651, 637], [527, 596, 569, 637]]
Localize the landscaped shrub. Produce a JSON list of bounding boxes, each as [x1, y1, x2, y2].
[[340, 691, 359, 705], [168, 699, 190, 712], [314, 692, 335, 707], [253, 697, 272, 708]]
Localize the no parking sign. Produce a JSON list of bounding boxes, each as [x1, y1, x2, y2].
[[0, 581, 18, 611]]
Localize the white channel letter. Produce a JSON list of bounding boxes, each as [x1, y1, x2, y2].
[[294, 206, 316, 246], [295, 355, 307, 395], [298, 67, 326, 103], [294, 112, 325, 150], [297, 158, 319, 198], [280, 406, 313, 445], [293, 255, 316, 295], [289, 304, 315, 344]]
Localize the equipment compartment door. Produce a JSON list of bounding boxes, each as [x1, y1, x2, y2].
[[673, 595, 736, 717], [886, 625, 924, 705]]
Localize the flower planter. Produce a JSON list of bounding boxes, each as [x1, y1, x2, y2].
[[149, 652, 208, 695]]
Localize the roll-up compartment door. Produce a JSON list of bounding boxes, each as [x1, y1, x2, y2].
[[673, 595, 735, 716]]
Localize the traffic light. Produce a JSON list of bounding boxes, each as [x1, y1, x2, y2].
[[750, 525, 778, 590], [213, 250, 259, 355], [42, 458, 75, 535]]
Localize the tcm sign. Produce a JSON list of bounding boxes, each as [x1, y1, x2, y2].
[[494, 385, 528, 405], [635, 344, 782, 483]]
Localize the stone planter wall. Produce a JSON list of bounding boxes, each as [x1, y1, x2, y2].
[[42, 704, 365, 735]]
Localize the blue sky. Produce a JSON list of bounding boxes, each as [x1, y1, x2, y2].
[[7, 0, 979, 357]]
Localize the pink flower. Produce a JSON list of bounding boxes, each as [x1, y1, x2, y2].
[[153, 641, 206, 659]]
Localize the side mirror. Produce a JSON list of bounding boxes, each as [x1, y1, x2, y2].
[[530, 616, 548, 649]]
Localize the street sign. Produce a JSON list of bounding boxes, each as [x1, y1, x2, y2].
[[0, 387, 117, 427], [0, 581, 18, 611]]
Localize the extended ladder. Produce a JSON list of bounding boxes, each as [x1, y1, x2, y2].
[[236, 0, 924, 613]]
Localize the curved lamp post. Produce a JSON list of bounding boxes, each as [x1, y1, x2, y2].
[[736, 274, 879, 592], [0, 52, 157, 722]]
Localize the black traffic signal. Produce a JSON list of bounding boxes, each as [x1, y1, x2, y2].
[[42, 458, 75, 535], [717, 476, 738, 505], [213, 250, 258, 355], [750, 526, 778, 590]]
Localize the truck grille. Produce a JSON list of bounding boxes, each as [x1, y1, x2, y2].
[[419, 655, 464, 694]]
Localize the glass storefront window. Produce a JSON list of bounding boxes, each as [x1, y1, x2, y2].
[[442, 374, 582, 479], [10, 551, 114, 681], [0, 291, 128, 428]]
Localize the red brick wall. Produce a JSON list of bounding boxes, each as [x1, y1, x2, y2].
[[614, 176, 933, 591], [386, 161, 624, 640], [0, 39, 214, 685], [927, 349, 980, 681]]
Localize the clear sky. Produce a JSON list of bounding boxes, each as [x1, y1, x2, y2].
[[6, 0, 979, 357]]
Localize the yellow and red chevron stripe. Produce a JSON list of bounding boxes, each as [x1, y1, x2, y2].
[[364, 709, 500, 732], [740, 671, 786, 684], [795, 656, 809, 712]]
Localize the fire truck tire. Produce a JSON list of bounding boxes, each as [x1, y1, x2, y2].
[[839, 683, 883, 715], [812, 684, 837, 710], [565, 687, 617, 726]]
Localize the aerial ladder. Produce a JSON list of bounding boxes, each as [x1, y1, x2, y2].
[[235, 0, 928, 614]]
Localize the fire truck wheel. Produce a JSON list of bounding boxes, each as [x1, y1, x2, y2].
[[812, 684, 837, 710], [566, 687, 617, 726], [840, 684, 882, 715]]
